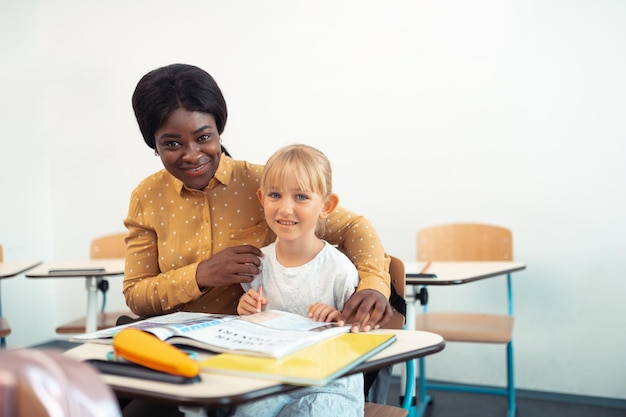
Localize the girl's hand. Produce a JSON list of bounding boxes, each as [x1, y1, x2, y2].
[[237, 287, 266, 315], [308, 303, 344, 326]]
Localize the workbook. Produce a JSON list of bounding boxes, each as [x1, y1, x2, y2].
[[200, 332, 397, 386], [71, 310, 350, 359]]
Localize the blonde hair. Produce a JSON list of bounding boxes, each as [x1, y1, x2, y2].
[[260, 144, 333, 236]]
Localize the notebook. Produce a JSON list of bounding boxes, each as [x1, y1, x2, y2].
[[199, 332, 397, 386]]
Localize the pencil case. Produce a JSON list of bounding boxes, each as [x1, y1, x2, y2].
[[112, 328, 200, 378]]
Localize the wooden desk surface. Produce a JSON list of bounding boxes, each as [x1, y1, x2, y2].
[[25, 259, 125, 278], [0, 260, 42, 279], [64, 329, 444, 407], [404, 261, 526, 286]]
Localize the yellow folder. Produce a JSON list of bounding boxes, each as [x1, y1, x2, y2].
[[200, 332, 396, 386]]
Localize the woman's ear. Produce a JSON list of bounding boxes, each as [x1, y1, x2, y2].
[[256, 189, 264, 207], [320, 193, 339, 218]]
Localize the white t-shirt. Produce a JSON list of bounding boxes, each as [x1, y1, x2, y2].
[[242, 240, 358, 316], [236, 240, 364, 417]]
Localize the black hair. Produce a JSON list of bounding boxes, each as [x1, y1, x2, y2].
[[131, 64, 228, 150]]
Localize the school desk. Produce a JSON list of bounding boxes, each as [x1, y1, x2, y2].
[[403, 261, 526, 330], [25, 259, 125, 333], [64, 329, 445, 416]]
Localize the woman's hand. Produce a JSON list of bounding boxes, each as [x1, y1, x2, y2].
[[340, 289, 393, 333], [308, 303, 343, 325], [196, 245, 263, 288]]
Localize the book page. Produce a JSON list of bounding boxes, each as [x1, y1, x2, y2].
[[72, 310, 348, 357], [240, 310, 348, 332], [171, 318, 347, 358], [71, 312, 234, 341]]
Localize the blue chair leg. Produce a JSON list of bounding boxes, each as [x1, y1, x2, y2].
[[402, 359, 415, 414], [415, 356, 433, 417], [507, 341, 516, 417]]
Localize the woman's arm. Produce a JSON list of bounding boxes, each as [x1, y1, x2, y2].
[[323, 206, 393, 331], [122, 218, 204, 316]]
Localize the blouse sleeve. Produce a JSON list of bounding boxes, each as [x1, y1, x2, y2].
[[122, 190, 204, 317], [324, 206, 391, 299]]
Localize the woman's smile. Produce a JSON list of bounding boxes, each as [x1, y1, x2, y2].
[[154, 108, 222, 190]]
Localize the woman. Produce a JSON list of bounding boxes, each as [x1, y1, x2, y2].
[[124, 63, 392, 332]]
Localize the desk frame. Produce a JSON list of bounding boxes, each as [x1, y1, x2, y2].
[[25, 259, 125, 333], [403, 261, 526, 417]]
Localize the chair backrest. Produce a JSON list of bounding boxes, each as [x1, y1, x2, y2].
[[90, 232, 127, 259], [389, 255, 406, 299], [0, 243, 3, 262], [0, 349, 122, 417], [417, 223, 513, 261], [385, 255, 406, 330]]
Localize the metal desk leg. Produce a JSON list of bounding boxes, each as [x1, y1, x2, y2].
[[85, 276, 99, 333]]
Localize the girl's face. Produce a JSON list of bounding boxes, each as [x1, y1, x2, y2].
[[258, 176, 329, 246], [154, 108, 222, 190]]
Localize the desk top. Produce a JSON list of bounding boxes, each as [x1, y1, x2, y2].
[[64, 329, 444, 407], [25, 259, 125, 278], [0, 260, 42, 279], [404, 261, 526, 286]]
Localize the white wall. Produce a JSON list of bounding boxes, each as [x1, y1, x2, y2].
[[1, 0, 625, 400]]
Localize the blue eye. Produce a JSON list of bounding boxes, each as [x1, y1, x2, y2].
[[269, 192, 280, 199], [296, 194, 308, 201]]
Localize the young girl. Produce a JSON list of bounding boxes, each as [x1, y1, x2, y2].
[[235, 144, 363, 417]]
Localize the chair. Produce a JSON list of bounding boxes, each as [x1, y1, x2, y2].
[[0, 348, 122, 417], [0, 244, 11, 345], [56, 232, 137, 334], [412, 223, 516, 417], [365, 402, 408, 417], [364, 255, 410, 417]]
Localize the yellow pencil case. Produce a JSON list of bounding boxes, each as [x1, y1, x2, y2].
[[112, 328, 200, 378]]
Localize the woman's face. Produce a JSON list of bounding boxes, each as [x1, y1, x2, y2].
[[154, 108, 222, 190]]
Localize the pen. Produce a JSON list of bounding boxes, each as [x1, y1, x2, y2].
[[419, 260, 432, 274], [256, 285, 263, 312]]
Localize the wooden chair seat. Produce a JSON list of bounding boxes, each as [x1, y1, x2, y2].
[[415, 312, 513, 343], [0, 317, 11, 338], [364, 402, 408, 417], [56, 311, 135, 334]]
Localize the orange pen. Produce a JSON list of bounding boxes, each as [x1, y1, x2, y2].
[[256, 285, 263, 312]]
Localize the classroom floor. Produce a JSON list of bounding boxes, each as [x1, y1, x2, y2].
[[385, 378, 626, 417]]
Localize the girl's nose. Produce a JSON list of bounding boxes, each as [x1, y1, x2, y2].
[[279, 199, 294, 214]]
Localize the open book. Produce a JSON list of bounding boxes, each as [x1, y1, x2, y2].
[[71, 310, 350, 359]]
